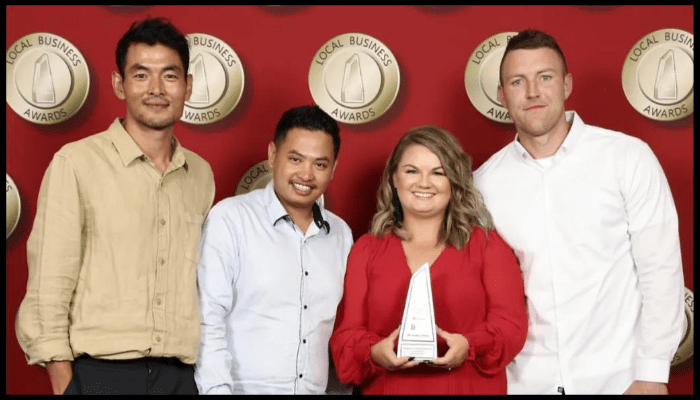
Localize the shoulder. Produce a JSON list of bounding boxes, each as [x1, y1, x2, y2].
[[579, 121, 650, 155], [350, 232, 394, 256], [209, 190, 264, 218], [474, 144, 513, 182], [466, 226, 510, 250], [54, 129, 111, 161], [322, 209, 353, 239], [181, 147, 214, 179]]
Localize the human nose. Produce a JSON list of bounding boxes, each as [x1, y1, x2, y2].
[[418, 172, 432, 187], [526, 80, 540, 98], [148, 77, 164, 96], [298, 162, 314, 181]]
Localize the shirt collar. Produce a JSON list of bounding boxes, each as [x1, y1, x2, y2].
[[106, 118, 188, 172], [512, 111, 584, 160], [263, 181, 331, 234]]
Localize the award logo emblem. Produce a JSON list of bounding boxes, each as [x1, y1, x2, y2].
[[398, 263, 437, 360], [672, 287, 694, 367], [6, 33, 89, 125], [7, 174, 21, 239], [309, 33, 400, 124], [235, 160, 273, 195], [464, 32, 518, 123], [622, 29, 693, 121], [182, 33, 245, 125]]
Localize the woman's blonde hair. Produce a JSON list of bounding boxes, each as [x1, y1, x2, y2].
[[369, 125, 494, 249]]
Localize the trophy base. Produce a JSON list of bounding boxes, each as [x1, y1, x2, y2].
[[397, 343, 437, 360]]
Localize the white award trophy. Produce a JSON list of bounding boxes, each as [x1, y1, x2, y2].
[[397, 263, 437, 360]]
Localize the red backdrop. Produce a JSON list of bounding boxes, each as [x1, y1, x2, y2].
[[6, 5, 693, 394]]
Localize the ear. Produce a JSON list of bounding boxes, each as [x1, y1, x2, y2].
[[564, 73, 573, 100], [185, 73, 193, 102], [497, 84, 506, 108], [267, 142, 277, 167], [112, 71, 126, 100], [329, 157, 339, 180]]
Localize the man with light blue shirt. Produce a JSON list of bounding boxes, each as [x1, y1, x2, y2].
[[194, 105, 353, 394], [474, 30, 684, 394]]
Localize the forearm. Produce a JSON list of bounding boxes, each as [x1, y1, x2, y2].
[[46, 360, 73, 395]]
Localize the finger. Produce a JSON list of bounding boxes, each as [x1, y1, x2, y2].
[[436, 327, 452, 341], [398, 359, 420, 369], [388, 327, 401, 340]]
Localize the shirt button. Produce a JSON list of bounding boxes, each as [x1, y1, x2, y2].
[[299, 374, 303, 378], [303, 339, 307, 343], [304, 271, 308, 276], [160, 258, 165, 265], [160, 218, 166, 225], [156, 298, 162, 306], [303, 305, 307, 309], [155, 336, 161, 342]]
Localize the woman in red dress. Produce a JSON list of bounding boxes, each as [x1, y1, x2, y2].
[[330, 125, 528, 394]]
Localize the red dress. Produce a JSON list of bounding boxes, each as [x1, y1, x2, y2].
[[330, 228, 527, 394]]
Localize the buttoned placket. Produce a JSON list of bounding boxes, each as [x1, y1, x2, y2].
[[527, 149, 570, 393], [294, 222, 321, 393], [152, 172, 169, 353]]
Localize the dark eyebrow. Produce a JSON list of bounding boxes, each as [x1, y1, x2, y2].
[[128, 64, 183, 73], [289, 149, 331, 163]]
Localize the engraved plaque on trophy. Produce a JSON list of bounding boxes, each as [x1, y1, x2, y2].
[[655, 50, 677, 100], [397, 263, 437, 360]]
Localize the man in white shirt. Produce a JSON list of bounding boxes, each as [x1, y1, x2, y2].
[[194, 105, 354, 394], [474, 30, 684, 395]]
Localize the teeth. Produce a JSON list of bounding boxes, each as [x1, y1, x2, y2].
[[292, 182, 312, 192], [414, 192, 434, 198]]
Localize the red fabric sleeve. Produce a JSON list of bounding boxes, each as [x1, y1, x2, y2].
[[330, 235, 385, 385], [464, 228, 528, 375]]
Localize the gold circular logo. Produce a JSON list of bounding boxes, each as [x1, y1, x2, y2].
[[6, 33, 90, 125], [672, 286, 694, 367], [6, 174, 21, 239], [182, 33, 245, 125], [464, 32, 518, 124], [309, 33, 400, 124], [235, 160, 272, 195], [622, 29, 693, 121]]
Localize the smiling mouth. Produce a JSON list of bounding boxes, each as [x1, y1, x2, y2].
[[413, 191, 435, 198], [292, 182, 314, 193]]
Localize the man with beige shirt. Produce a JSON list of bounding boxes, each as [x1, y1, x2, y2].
[[15, 18, 215, 394]]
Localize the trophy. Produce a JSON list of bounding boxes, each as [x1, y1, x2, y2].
[[397, 263, 437, 360]]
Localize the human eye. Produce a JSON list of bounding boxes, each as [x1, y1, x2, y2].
[[315, 161, 328, 169], [510, 78, 522, 86], [541, 74, 552, 81]]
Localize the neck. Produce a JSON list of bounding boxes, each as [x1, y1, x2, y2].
[[402, 214, 444, 247], [518, 116, 572, 159], [122, 118, 174, 174]]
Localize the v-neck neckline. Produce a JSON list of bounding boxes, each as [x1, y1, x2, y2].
[[395, 234, 447, 276]]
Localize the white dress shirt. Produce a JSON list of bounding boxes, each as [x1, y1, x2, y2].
[[474, 111, 684, 394], [194, 181, 353, 394]]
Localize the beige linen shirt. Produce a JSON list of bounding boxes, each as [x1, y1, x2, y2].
[[16, 118, 215, 365]]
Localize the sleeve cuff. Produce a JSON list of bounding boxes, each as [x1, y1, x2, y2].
[[634, 358, 671, 383]]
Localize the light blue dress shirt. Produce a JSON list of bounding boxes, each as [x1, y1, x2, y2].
[[194, 181, 353, 394]]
